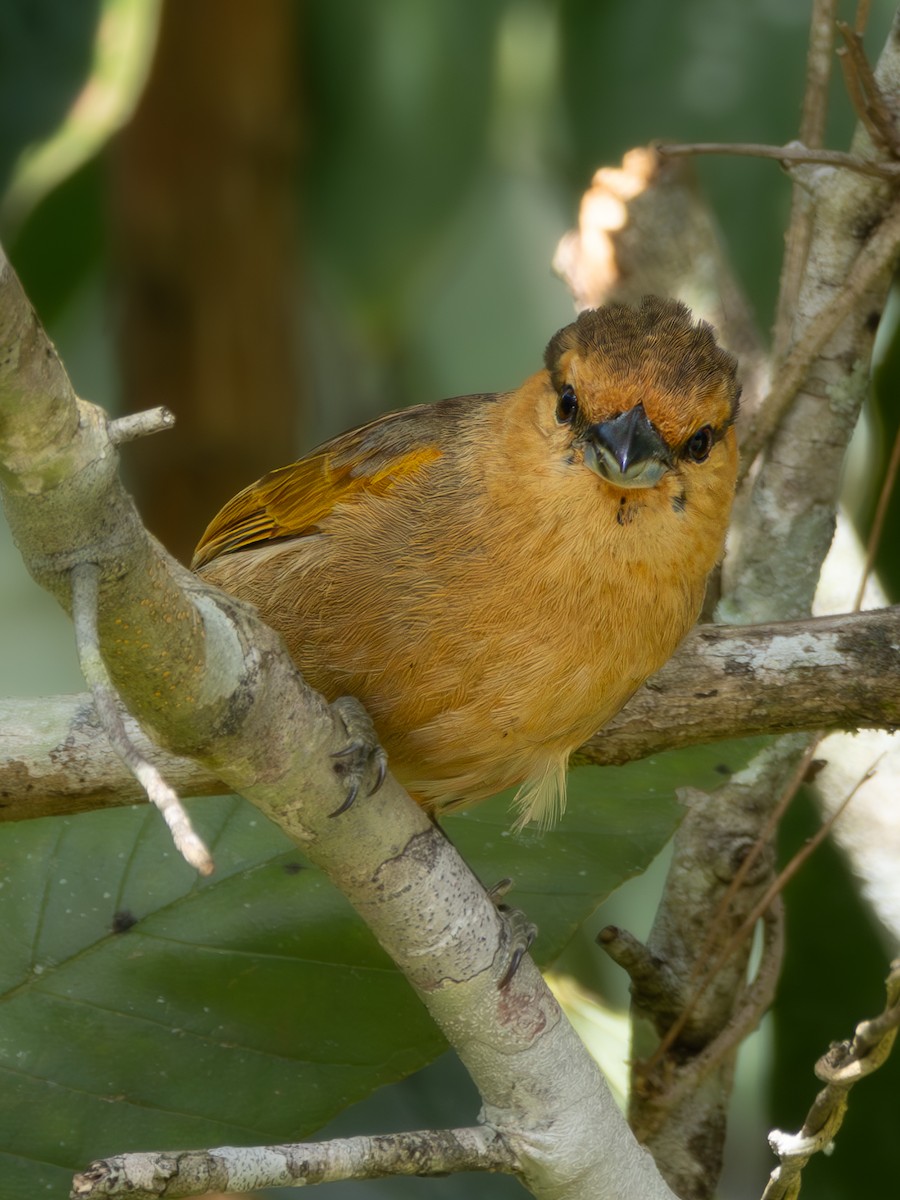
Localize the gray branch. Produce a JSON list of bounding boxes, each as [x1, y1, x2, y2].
[[3, 606, 899, 822], [72, 1127, 515, 1197]]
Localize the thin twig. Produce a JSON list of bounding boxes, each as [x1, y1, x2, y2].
[[70, 562, 214, 876], [836, 20, 900, 157], [648, 900, 785, 1122], [108, 407, 175, 445], [686, 748, 820, 974], [838, 33, 881, 151], [686, 742, 819, 987], [762, 960, 900, 1199], [640, 743, 817, 1076], [641, 757, 877, 1085], [658, 139, 900, 181], [800, 0, 838, 150], [698, 760, 878, 998]]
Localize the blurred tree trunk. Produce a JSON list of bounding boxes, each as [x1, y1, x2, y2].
[[108, 0, 302, 563]]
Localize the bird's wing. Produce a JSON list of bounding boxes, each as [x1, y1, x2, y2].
[[192, 397, 488, 570]]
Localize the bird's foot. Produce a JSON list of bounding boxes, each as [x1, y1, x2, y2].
[[329, 696, 388, 817], [487, 877, 538, 989]]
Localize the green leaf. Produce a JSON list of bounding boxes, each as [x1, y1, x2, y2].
[[0, 798, 441, 1196], [0, 739, 758, 1195]]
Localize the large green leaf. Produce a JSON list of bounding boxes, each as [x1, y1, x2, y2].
[[0, 739, 758, 1197], [0, 798, 439, 1197]]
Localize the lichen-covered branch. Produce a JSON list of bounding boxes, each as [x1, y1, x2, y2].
[[581, 607, 900, 763], [73, 1127, 515, 1198], [4, 605, 899, 822]]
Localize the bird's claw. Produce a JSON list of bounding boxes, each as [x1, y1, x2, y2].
[[329, 696, 388, 817], [487, 877, 538, 989]]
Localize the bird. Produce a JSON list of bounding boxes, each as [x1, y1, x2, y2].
[[193, 296, 739, 829]]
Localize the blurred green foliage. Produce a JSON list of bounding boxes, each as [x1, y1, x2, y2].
[[1, 2, 900, 1198], [0, 0, 101, 193]]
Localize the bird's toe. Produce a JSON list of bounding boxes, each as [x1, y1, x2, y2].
[[329, 696, 388, 817], [487, 877, 538, 989]]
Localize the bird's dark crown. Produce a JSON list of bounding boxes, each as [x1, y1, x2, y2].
[[545, 296, 739, 426]]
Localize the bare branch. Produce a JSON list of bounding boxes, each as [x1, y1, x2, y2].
[[578, 607, 900, 765], [2, 605, 898, 822], [0, 694, 225, 819], [740, 195, 900, 476], [623, 738, 804, 1187], [70, 560, 214, 875], [658, 139, 900, 181], [774, 0, 838, 361], [642, 753, 875, 1105], [836, 20, 900, 156], [107, 406, 176, 444], [72, 1127, 515, 1199], [646, 899, 785, 1120]]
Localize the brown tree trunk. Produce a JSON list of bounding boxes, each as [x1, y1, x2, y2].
[[108, 0, 301, 562]]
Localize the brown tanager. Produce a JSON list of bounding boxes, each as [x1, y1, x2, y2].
[[193, 297, 739, 827]]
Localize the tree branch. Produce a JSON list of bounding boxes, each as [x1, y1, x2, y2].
[[773, 0, 838, 362], [658, 139, 900, 181], [579, 608, 900, 764], [3, 606, 899, 821], [70, 558, 214, 873], [72, 1127, 515, 1197]]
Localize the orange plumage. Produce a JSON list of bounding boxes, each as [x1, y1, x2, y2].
[[193, 297, 739, 827]]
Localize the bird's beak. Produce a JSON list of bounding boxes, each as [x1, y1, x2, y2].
[[581, 404, 674, 489]]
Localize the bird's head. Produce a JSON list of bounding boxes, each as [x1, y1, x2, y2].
[[543, 297, 739, 501]]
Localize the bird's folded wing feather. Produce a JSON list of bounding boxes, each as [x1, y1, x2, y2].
[[191, 397, 490, 569]]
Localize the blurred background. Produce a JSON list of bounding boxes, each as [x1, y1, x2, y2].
[[2, 2, 900, 1197]]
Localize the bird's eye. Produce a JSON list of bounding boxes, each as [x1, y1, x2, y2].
[[556, 385, 578, 424], [685, 425, 713, 462]]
